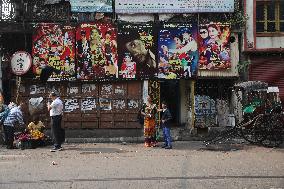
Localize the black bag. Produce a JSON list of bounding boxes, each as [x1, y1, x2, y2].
[[137, 108, 144, 125], [60, 128, 65, 143]]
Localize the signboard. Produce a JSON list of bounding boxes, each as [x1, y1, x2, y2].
[[69, 0, 112, 12], [76, 23, 118, 80], [115, 0, 234, 13], [198, 22, 231, 70], [10, 51, 32, 75], [158, 23, 199, 79], [32, 23, 76, 81], [117, 23, 157, 79]]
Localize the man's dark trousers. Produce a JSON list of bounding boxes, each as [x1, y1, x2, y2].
[[3, 125, 15, 149], [51, 115, 63, 148]]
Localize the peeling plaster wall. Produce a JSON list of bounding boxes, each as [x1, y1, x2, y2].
[[179, 80, 192, 128], [158, 14, 175, 21], [216, 99, 230, 127], [256, 37, 284, 49], [232, 90, 243, 123], [245, 0, 254, 49]]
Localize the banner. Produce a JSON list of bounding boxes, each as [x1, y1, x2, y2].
[[158, 23, 198, 79], [117, 23, 157, 79], [76, 23, 118, 80], [115, 0, 234, 13], [69, 0, 112, 12], [32, 23, 76, 81], [198, 22, 231, 70]]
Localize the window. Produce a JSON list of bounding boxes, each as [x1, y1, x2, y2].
[[256, 0, 284, 33], [0, 0, 15, 20]]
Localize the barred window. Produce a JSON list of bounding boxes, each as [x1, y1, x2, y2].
[[256, 0, 284, 33], [0, 0, 15, 20]]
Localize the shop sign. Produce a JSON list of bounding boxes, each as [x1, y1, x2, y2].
[[115, 0, 234, 13], [10, 51, 32, 75], [69, 0, 112, 12]]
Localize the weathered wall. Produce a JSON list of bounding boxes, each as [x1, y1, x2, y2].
[[179, 80, 192, 128]]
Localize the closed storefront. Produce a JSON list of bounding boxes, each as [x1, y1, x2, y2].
[[249, 55, 284, 102], [13, 80, 143, 129]]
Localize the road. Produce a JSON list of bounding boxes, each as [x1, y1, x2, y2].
[[0, 141, 283, 189]]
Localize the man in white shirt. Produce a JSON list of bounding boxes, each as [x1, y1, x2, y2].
[[47, 92, 64, 152]]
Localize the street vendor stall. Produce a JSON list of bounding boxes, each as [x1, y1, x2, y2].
[[14, 119, 51, 149]]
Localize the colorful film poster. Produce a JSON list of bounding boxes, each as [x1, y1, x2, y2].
[[158, 23, 199, 79], [76, 23, 118, 80], [117, 23, 157, 79], [198, 22, 231, 70], [32, 23, 76, 81]]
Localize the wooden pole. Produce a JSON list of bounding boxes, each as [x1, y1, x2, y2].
[[190, 80, 195, 129]]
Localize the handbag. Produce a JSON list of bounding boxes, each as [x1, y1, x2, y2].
[[137, 111, 144, 125], [60, 128, 65, 143]]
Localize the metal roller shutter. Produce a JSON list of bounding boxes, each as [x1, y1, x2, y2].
[[249, 56, 284, 102]]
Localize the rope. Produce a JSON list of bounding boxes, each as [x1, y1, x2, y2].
[[15, 76, 21, 104]]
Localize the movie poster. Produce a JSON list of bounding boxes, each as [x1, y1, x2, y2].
[[198, 22, 231, 70], [158, 23, 199, 79], [76, 23, 118, 80], [117, 23, 157, 79], [32, 23, 76, 81]]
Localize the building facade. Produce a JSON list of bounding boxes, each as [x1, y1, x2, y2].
[[244, 0, 284, 102], [0, 0, 242, 137]]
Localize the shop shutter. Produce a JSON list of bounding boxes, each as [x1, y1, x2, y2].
[[19, 80, 143, 129], [249, 56, 284, 102]]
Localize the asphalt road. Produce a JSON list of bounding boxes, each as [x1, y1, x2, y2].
[[0, 141, 283, 189]]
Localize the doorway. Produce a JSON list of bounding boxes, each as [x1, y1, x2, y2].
[[160, 80, 180, 126]]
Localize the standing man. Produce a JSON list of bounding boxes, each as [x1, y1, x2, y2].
[[160, 101, 173, 149], [3, 102, 25, 149], [47, 92, 64, 152]]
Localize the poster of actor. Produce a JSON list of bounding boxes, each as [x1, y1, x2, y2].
[[76, 23, 118, 80], [32, 24, 76, 81], [198, 22, 231, 70], [158, 23, 199, 79], [117, 23, 157, 79]]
